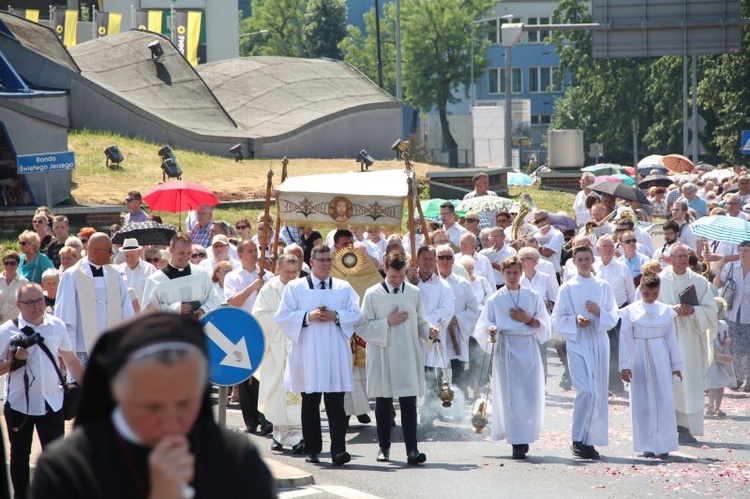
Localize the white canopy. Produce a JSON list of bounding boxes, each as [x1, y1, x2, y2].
[[275, 169, 409, 229]]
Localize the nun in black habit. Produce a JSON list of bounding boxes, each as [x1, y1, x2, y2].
[[29, 312, 276, 499]]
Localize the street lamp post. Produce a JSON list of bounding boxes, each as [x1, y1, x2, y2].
[[501, 21, 524, 169]]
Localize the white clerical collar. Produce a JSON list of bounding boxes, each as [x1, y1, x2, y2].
[[169, 263, 188, 272], [111, 406, 146, 446]]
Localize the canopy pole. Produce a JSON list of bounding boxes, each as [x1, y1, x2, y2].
[[259, 167, 274, 277], [271, 157, 289, 273]]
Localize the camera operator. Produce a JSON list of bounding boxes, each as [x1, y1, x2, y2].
[[0, 282, 83, 499]]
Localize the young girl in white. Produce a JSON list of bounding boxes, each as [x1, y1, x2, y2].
[[705, 297, 735, 418]]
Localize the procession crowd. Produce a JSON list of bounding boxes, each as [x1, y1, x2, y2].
[[1, 166, 750, 497]]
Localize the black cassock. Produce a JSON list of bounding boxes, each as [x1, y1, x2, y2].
[[30, 417, 275, 499]]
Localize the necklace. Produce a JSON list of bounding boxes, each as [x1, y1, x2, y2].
[[507, 287, 521, 309]]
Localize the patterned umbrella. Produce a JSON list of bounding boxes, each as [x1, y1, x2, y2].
[[456, 195, 514, 214], [112, 221, 177, 246], [692, 215, 750, 244]]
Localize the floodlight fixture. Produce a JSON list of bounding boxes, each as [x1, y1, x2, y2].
[[158, 145, 176, 161], [229, 143, 245, 162], [148, 40, 164, 61], [161, 158, 183, 182], [356, 149, 374, 172], [391, 139, 410, 159], [104, 145, 125, 168]]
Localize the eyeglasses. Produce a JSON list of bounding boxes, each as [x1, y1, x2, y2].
[[32, 219, 45, 224], [437, 255, 454, 260], [236, 225, 249, 230], [465, 218, 479, 223], [621, 238, 637, 244], [3, 260, 18, 266], [533, 218, 547, 225], [313, 258, 333, 263], [433, 240, 450, 245], [146, 257, 162, 263], [191, 253, 207, 259], [19, 298, 44, 307]]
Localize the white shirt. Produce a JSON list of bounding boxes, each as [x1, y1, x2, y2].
[[116, 259, 156, 302], [0, 314, 72, 415], [594, 258, 636, 307], [445, 223, 468, 248], [480, 244, 517, 285], [535, 226, 564, 273], [455, 251, 496, 289], [223, 266, 273, 313], [573, 190, 598, 225]]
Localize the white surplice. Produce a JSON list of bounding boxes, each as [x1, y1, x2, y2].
[[658, 267, 717, 435], [274, 275, 361, 393], [551, 275, 619, 446], [252, 276, 302, 446], [141, 264, 221, 314], [357, 282, 431, 397], [416, 273, 455, 368], [619, 301, 683, 454], [442, 273, 480, 362], [473, 287, 551, 444]]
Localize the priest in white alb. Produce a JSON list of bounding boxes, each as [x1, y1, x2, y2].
[[619, 273, 683, 458], [55, 232, 134, 363], [551, 245, 619, 460], [252, 254, 303, 453], [473, 256, 551, 459], [658, 243, 716, 444], [274, 244, 361, 467]]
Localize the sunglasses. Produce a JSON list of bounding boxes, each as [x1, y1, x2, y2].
[[18, 241, 28, 246], [32, 219, 46, 224], [80, 238, 89, 244], [236, 225, 249, 230], [146, 257, 162, 263], [3, 260, 18, 266], [533, 217, 548, 225], [437, 255, 454, 260], [191, 253, 207, 259], [465, 218, 479, 223], [621, 238, 637, 244], [125, 198, 134, 203]]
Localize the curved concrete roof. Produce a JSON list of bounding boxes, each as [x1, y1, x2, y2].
[[198, 57, 399, 139], [68, 30, 238, 136], [0, 12, 78, 74]]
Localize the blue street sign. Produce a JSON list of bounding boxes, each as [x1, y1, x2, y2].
[[742, 130, 750, 155], [17, 151, 76, 174], [201, 307, 265, 386]]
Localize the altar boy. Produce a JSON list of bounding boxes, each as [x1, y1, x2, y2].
[[619, 274, 683, 458]]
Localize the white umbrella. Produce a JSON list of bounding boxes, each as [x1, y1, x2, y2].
[[638, 154, 664, 167]]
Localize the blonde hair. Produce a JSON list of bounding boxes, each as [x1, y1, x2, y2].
[[19, 230, 40, 251]]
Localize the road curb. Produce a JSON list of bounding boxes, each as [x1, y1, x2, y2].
[[264, 457, 315, 488]]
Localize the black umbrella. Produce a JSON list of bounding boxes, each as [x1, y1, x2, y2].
[[589, 180, 651, 206], [112, 221, 177, 246], [638, 175, 674, 189]]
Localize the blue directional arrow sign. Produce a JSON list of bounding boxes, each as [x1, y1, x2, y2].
[[201, 307, 266, 386], [742, 130, 750, 155]]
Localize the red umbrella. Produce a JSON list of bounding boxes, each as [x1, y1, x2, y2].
[[143, 181, 219, 229]]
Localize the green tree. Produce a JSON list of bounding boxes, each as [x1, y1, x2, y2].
[[302, 0, 348, 59], [340, 3, 398, 96], [240, 0, 305, 57], [401, 0, 494, 167], [550, 0, 651, 164], [698, 0, 750, 164]]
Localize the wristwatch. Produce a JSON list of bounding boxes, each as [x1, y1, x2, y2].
[[334, 312, 340, 326]]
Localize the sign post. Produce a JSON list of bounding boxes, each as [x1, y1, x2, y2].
[[201, 307, 266, 428], [741, 130, 750, 156], [16, 151, 76, 206]]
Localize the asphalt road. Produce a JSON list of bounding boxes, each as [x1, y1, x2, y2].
[[227, 350, 750, 498]]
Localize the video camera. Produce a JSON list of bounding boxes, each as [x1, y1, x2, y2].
[[10, 332, 44, 350]]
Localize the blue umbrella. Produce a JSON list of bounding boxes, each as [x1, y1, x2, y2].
[[508, 171, 533, 186], [691, 216, 750, 245], [637, 164, 668, 175]]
